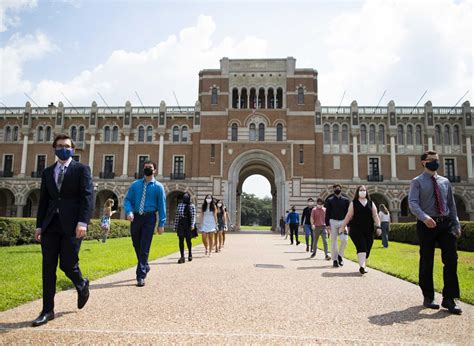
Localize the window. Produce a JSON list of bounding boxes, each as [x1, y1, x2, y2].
[[368, 157, 380, 179], [37, 126, 44, 142], [78, 126, 85, 143], [276, 88, 283, 108], [211, 87, 218, 105], [249, 123, 256, 141], [444, 125, 451, 145], [435, 125, 441, 145], [276, 123, 283, 141], [240, 88, 248, 109], [341, 124, 349, 145], [267, 88, 275, 108], [415, 125, 422, 145], [70, 126, 77, 142], [258, 88, 265, 109], [299, 144, 304, 164], [406, 125, 413, 145], [297, 87, 304, 104], [258, 123, 265, 141], [146, 126, 153, 142], [211, 144, 215, 162], [112, 126, 119, 142], [369, 124, 376, 145], [4, 126, 12, 142], [12, 126, 18, 141], [445, 158, 455, 178], [332, 124, 339, 144], [232, 88, 239, 109], [72, 155, 80, 162], [45, 126, 52, 142], [138, 126, 145, 142], [173, 156, 184, 175], [360, 125, 367, 145], [172, 126, 180, 142], [397, 125, 405, 145], [378, 125, 385, 144], [104, 156, 114, 174], [231, 123, 238, 141], [181, 126, 188, 143], [104, 126, 111, 142], [453, 125, 460, 145], [3, 154, 13, 174], [36, 155, 46, 174], [323, 124, 330, 145], [137, 155, 148, 177]]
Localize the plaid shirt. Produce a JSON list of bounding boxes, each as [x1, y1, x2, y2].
[[173, 202, 196, 232]]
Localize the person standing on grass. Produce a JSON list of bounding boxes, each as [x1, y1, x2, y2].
[[199, 194, 218, 256], [378, 204, 390, 248], [310, 198, 331, 260], [286, 206, 300, 245], [174, 192, 196, 263], [409, 150, 462, 314], [339, 186, 382, 275], [301, 198, 315, 252], [100, 198, 116, 243], [33, 134, 93, 327], [325, 184, 350, 268], [124, 160, 166, 287]]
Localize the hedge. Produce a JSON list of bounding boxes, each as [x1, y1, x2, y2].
[[389, 221, 474, 252]]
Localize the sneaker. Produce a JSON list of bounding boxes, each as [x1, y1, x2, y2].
[[325, 255, 331, 260], [310, 252, 316, 258], [306, 246, 309, 252], [333, 260, 339, 268], [359, 267, 368, 275], [178, 257, 185, 264], [423, 297, 439, 310], [338, 255, 344, 266], [441, 298, 462, 315]]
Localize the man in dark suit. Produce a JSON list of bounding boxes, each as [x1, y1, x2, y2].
[[32, 134, 94, 326]]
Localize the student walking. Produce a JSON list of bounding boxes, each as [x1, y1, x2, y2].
[[199, 194, 218, 256], [378, 204, 390, 248], [215, 200, 227, 252], [286, 206, 300, 245], [301, 198, 315, 252], [310, 198, 330, 260], [279, 216, 285, 236], [100, 198, 116, 243], [339, 186, 382, 274], [409, 150, 462, 314], [325, 184, 350, 268], [173, 192, 196, 263]]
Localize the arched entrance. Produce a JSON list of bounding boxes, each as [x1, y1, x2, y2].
[[95, 190, 119, 219], [167, 191, 185, 228], [454, 194, 469, 221], [227, 150, 286, 231], [0, 188, 15, 217], [24, 189, 41, 218], [370, 192, 390, 211]]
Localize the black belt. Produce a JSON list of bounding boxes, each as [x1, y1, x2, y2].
[[430, 216, 448, 223], [134, 212, 156, 217]]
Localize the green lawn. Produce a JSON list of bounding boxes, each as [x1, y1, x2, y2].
[[240, 225, 272, 231], [0, 233, 202, 312], [328, 238, 474, 304]]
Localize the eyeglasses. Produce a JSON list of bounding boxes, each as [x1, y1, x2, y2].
[[56, 145, 72, 149]]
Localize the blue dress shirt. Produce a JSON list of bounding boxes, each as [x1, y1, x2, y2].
[[286, 211, 299, 224]]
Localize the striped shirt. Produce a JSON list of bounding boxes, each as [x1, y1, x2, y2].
[[173, 202, 196, 232]]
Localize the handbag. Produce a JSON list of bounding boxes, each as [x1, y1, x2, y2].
[[191, 226, 199, 238]]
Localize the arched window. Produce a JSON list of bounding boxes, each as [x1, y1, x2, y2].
[[434, 125, 441, 145], [181, 126, 188, 143], [249, 88, 257, 109], [37, 126, 44, 142], [258, 123, 265, 141], [267, 88, 275, 108], [232, 88, 239, 109], [360, 124, 367, 145], [397, 125, 404, 145], [5, 126, 12, 142], [332, 124, 339, 144], [146, 126, 153, 142], [112, 126, 119, 142], [138, 126, 145, 142], [323, 124, 330, 145], [298, 87, 304, 104], [70, 126, 77, 142], [453, 125, 460, 145], [258, 88, 265, 109], [276, 88, 283, 108], [78, 126, 85, 142], [240, 88, 248, 109], [415, 125, 422, 145], [231, 123, 238, 141], [276, 123, 283, 141], [172, 126, 180, 142], [406, 125, 413, 145], [45, 126, 52, 142], [444, 125, 451, 145], [211, 87, 218, 105], [249, 123, 256, 141], [369, 124, 376, 145], [12, 126, 18, 141], [104, 126, 110, 142], [342, 124, 349, 145], [378, 125, 385, 144]]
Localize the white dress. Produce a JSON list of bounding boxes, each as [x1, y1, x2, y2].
[[200, 209, 217, 233]]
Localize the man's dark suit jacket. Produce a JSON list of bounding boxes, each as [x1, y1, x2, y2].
[[36, 160, 94, 234]]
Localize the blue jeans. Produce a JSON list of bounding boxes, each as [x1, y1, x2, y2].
[[130, 214, 156, 280], [304, 224, 313, 250], [381, 222, 389, 248]]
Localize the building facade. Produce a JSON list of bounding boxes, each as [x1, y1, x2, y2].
[[1, 57, 473, 230]]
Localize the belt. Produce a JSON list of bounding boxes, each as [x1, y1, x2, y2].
[[134, 212, 156, 217], [430, 216, 448, 223]]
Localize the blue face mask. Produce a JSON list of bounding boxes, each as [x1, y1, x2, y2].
[[55, 148, 74, 161], [425, 159, 439, 172]]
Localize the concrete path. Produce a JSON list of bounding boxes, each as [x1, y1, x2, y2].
[[0, 231, 472, 344]]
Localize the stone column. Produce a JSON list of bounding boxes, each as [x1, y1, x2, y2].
[[158, 133, 164, 178], [247, 93, 250, 109], [390, 210, 399, 223], [352, 135, 359, 180], [467, 135, 473, 181], [88, 134, 95, 175], [20, 134, 28, 176], [238, 90, 241, 109], [16, 204, 24, 217], [427, 136, 433, 151], [122, 133, 129, 178], [390, 135, 397, 180]]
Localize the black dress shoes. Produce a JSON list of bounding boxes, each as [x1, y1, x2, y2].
[[178, 257, 185, 264], [441, 298, 463, 315], [333, 260, 339, 268], [32, 311, 54, 327], [137, 278, 145, 287], [423, 297, 440, 309], [188, 255, 193, 262], [78, 278, 90, 309], [338, 255, 344, 266]]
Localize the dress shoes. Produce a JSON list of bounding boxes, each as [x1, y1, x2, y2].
[[441, 298, 463, 315], [137, 278, 145, 287], [310, 252, 316, 258], [32, 311, 54, 327], [77, 278, 90, 309], [423, 297, 440, 310], [338, 255, 344, 266], [178, 257, 185, 264], [188, 255, 193, 262]]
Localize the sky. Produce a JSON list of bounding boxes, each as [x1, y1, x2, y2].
[[0, 0, 472, 198]]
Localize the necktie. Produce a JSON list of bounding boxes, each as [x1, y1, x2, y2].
[[57, 165, 65, 190], [431, 175, 445, 215], [138, 182, 147, 215]]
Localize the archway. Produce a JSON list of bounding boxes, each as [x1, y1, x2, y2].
[[24, 189, 40, 218], [167, 190, 185, 228], [227, 150, 286, 232], [0, 188, 15, 217], [400, 196, 416, 222], [454, 194, 469, 221], [370, 192, 390, 211], [240, 174, 273, 228], [95, 190, 119, 219]]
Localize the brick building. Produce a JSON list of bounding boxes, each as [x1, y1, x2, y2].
[[1, 57, 473, 230]]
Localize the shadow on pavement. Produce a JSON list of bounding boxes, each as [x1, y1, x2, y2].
[[368, 306, 451, 325], [297, 265, 334, 270], [0, 311, 75, 332], [321, 271, 363, 277], [90, 279, 136, 290]]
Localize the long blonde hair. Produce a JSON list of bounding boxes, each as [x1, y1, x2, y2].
[[104, 198, 114, 209]]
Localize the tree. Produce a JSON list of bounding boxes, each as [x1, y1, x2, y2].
[[241, 192, 272, 226]]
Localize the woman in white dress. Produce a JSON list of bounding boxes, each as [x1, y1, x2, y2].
[[199, 194, 218, 256]]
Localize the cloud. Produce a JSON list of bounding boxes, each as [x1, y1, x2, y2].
[[27, 15, 268, 106], [0, 0, 37, 32]]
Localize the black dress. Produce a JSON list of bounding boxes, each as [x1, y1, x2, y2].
[[349, 199, 375, 257]]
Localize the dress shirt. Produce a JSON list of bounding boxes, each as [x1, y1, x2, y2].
[[325, 194, 350, 225]]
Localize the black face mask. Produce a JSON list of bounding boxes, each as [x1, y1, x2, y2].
[[334, 189, 341, 195], [143, 167, 154, 176], [425, 160, 439, 172]]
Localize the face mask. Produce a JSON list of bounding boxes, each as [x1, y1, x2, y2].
[[334, 189, 341, 195], [206, 198, 212, 204], [359, 191, 367, 198], [143, 167, 154, 176], [55, 148, 74, 161], [317, 204, 323, 208], [308, 202, 314, 207], [217, 203, 222, 207], [425, 160, 439, 172]]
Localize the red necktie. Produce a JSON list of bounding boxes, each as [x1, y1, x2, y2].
[[431, 175, 445, 215]]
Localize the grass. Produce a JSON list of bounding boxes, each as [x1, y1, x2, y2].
[[0, 233, 202, 312], [240, 225, 272, 231], [327, 238, 474, 304]]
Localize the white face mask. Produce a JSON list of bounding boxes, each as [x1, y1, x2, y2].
[[217, 203, 222, 207], [308, 202, 314, 207], [206, 198, 212, 204], [359, 191, 367, 198], [317, 204, 323, 208]]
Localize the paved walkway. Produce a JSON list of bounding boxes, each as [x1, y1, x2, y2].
[[0, 231, 472, 344]]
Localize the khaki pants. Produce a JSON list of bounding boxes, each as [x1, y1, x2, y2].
[[312, 226, 329, 256], [329, 219, 347, 260]]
